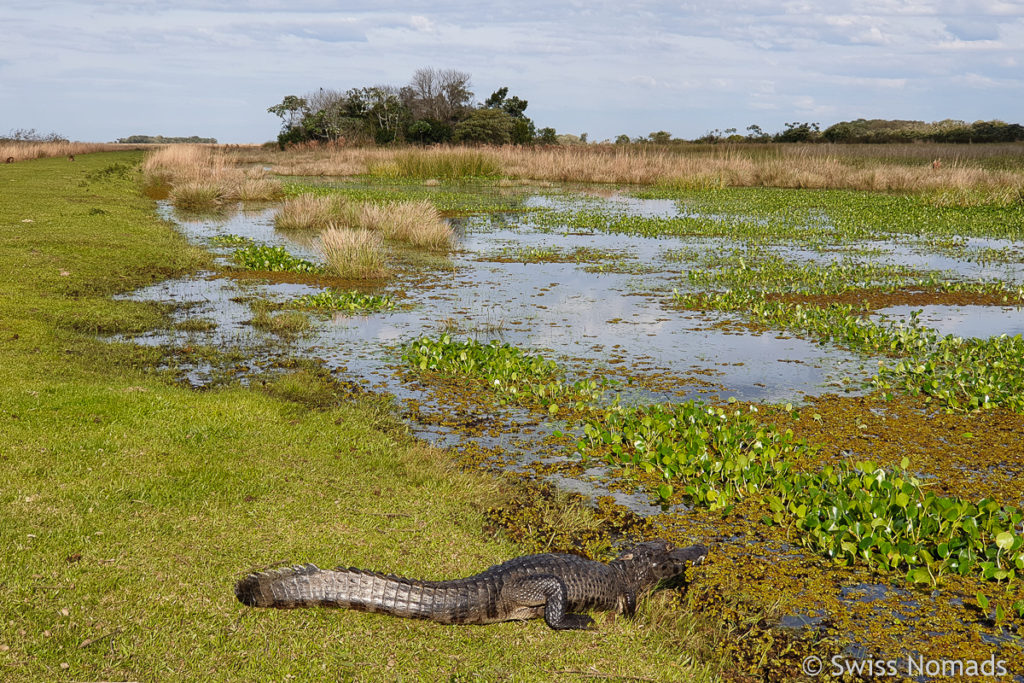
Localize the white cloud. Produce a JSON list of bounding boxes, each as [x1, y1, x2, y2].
[[1, 0, 1021, 142]]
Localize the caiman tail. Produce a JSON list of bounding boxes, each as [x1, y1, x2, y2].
[[235, 564, 480, 624]]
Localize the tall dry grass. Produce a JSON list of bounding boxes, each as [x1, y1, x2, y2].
[[317, 227, 388, 279], [222, 142, 1024, 204], [274, 194, 343, 230], [1, 141, 136, 163], [360, 200, 453, 249], [277, 191, 453, 249], [142, 144, 282, 207]]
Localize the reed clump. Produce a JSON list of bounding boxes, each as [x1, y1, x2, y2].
[[142, 144, 282, 207], [360, 200, 453, 249], [367, 148, 501, 179], [317, 227, 389, 279], [169, 181, 226, 210], [281, 192, 453, 249], [274, 194, 344, 230]]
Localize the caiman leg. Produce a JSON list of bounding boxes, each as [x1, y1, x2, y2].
[[502, 575, 596, 630]]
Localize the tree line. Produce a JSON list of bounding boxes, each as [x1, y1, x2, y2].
[[2, 128, 69, 143], [661, 119, 1024, 145], [116, 135, 218, 144], [268, 67, 556, 148]]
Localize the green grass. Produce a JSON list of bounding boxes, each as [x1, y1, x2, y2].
[[249, 300, 311, 336], [0, 152, 719, 681], [367, 149, 502, 180], [282, 179, 534, 216]]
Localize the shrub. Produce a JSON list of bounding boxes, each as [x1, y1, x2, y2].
[[452, 109, 513, 145]]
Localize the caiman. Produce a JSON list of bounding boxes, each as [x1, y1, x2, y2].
[[235, 539, 707, 630]]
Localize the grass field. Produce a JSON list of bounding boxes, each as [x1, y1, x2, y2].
[[0, 153, 719, 681]]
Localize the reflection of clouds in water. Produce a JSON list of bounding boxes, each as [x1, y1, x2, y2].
[[874, 305, 1024, 339]]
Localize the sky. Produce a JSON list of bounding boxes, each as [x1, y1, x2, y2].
[[2, 1, 1023, 143]]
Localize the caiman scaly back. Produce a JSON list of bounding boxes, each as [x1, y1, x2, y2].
[[235, 540, 707, 630]]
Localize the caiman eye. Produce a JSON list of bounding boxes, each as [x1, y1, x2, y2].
[[619, 552, 634, 560]]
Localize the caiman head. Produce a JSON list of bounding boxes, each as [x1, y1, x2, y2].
[[611, 539, 707, 591]]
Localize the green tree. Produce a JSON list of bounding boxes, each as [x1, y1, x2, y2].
[[510, 118, 536, 145], [648, 131, 672, 144], [484, 87, 529, 119], [452, 109, 513, 144], [484, 87, 534, 144], [774, 121, 821, 143], [745, 124, 768, 141], [535, 127, 558, 145], [614, 134, 631, 145], [354, 86, 409, 144], [268, 96, 309, 130], [406, 118, 453, 145]]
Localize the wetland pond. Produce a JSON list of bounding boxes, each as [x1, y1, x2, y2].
[[116, 185, 1024, 679], [121, 197, 879, 509]]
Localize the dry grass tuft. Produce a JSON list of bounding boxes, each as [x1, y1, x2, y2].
[[280, 192, 453, 249], [0, 140, 136, 163], [233, 172, 284, 202], [274, 194, 343, 230], [142, 144, 282, 207], [169, 181, 225, 210], [317, 227, 389, 279], [375, 200, 453, 249]]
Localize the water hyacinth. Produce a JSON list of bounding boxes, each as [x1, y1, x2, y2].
[[232, 244, 321, 273], [575, 401, 1024, 584], [290, 289, 395, 313], [401, 334, 601, 413]]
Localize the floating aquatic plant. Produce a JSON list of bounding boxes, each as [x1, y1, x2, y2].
[[233, 244, 321, 274], [574, 401, 1024, 584], [291, 289, 395, 314], [401, 334, 601, 413]]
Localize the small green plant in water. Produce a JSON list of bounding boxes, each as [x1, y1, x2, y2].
[[574, 401, 1024, 584], [233, 244, 321, 274], [209, 233, 251, 246], [401, 334, 601, 413], [291, 289, 395, 314]]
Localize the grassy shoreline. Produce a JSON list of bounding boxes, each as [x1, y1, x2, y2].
[[0, 153, 718, 681]]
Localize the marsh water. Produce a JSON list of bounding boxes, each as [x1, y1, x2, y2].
[[116, 193, 1024, 510], [129, 199, 878, 398], [114, 189, 1024, 678]]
